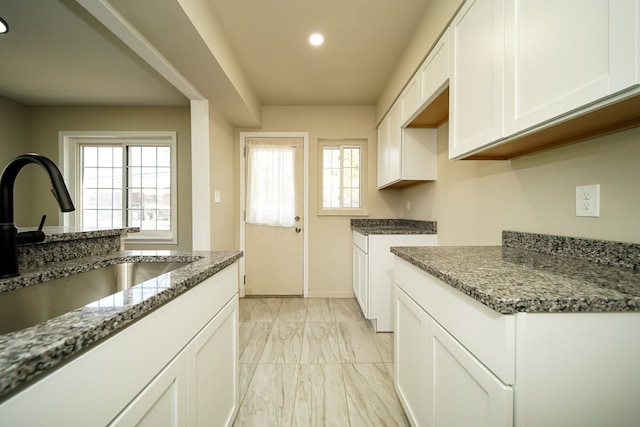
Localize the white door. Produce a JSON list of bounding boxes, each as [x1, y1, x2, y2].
[[244, 137, 304, 295]]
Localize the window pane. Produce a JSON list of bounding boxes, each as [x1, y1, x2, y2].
[[83, 146, 97, 167], [141, 167, 156, 188], [98, 210, 113, 228], [129, 146, 141, 166], [321, 143, 363, 210], [83, 167, 97, 189], [97, 189, 113, 209], [129, 167, 142, 188], [83, 210, 97, 227], [83, 189, 97, 209], [98, 146, 113, 167], [97, 167, 113, 188], [157, 167, 170, 189], [157, 147, 170, 167], [77, 140, 173, 236], [141, 146, 157, 167]]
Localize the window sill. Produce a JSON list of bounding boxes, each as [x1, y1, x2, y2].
[[125, 235, 177, 245], [317, 210, 368, 217]]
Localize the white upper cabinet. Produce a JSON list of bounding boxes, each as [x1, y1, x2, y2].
[[377, 31, 447, 189], [448, 0, 640, 159], [377, 101, 438, 189], [402, 29, 450, 127], [448, 0, 506, 159], [504, 0, 640, 135]]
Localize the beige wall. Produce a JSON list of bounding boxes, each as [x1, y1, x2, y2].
[[375, 0, 464, 124], [27, 106, 193, 250], [0, 96, 31, 225], [247, 106, 402, 297], [401, 124, 640, 245], [209, 106, 239, 250]]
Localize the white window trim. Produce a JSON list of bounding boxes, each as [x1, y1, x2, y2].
[[318, 138, 368, 217], [59, 131, 178, 244]]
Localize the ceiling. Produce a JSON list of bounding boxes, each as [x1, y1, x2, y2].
[[0, 0, 429, 113]]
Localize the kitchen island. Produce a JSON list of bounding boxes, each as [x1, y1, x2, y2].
[[392, 231, 640, 427], [0, 227, 242, 426]]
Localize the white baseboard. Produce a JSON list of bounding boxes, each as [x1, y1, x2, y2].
[[306, 290, 355, 299]]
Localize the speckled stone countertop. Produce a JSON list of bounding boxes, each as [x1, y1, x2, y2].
[[0, 249, 242, 400], [16, 226, 140, 243], [351, 219, 437, 235], [391, 231, 640, 314]]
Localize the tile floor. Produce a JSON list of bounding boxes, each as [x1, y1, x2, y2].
[[233, 297, 409, 426]]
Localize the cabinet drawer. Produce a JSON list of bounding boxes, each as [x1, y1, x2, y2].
[[394, 258, 516, 384], [352, 231, 368, 253]]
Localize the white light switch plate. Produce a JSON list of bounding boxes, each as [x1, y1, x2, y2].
[[576, 184, 600, 217]]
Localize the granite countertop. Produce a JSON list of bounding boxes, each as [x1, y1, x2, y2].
[[0, 249, 242, 400], [391, 245, 640, 314], [351, 219, 437, 235], [15, 226, 140, 243]]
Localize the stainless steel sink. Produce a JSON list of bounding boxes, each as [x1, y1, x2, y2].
[[0, 261, 190, 334]]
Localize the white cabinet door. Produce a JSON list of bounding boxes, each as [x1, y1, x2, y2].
[[420, 29, 450, 109], [109, 350, 189, 427], [352, 243, 369, 317], [190, 295, 239, 427], [449, 0, 505, 159], [377, 114, 390, 188], [387, 101, 403, 184], [504, 0, 640, 135], [431, 322, 513, 427], [395, 287, 431, 427], [402, 74, 422, 124]]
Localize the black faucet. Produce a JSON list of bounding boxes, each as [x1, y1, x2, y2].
[[0, 154, 75, 278]]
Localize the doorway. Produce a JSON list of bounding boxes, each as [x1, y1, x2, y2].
[[239, 132, 309, 297]]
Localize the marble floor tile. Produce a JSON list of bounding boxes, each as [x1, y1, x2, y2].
[[373, 332, 394, 363], [306, 298, 335, 322], [342, 363, 410, 427], [300, 322, 341, 364], [239, 298, 259, 322], [239, 363, 257, 403], [239, 322, 272, 363], [233, 364, 299, 427], [293, 364, 350, 426], [247, 298, 283, 322], [234, 297, 409, 426], [276, 298, 308, 322], [259, 322, 305, 364], [333, 298, 364, 321], [337, 321, 382, 363]]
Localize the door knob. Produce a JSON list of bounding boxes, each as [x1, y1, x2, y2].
[[295, 216, 300, 222], [295, 227, 302, 233]]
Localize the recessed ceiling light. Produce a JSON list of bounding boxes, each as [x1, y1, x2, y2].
[[309, 32, 324, 46], [0, 17, 8, 34]]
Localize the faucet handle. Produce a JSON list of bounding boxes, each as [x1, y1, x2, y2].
[[38, 215, 46, 232]]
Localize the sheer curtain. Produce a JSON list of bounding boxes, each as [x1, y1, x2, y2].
[[246, 143, 296, 227]]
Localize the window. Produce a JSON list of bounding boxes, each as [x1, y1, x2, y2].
[[319, 139, 367, 215], [60, 132, 177, 244]]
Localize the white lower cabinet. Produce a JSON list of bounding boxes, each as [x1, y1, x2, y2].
[[395, 288, 430, 426], [0, 263, 240, 427], [395, 287, 512, 427], [110, 348, 189, 427], [190, 295, 239, 426], [353, 231, 436, 332], [431, 321, 513, 427], [394, 257, 640, 427], [111, 295, 239, 427]]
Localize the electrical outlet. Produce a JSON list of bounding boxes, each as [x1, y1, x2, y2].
[[576, 184, 600, 217], [406, 200, 411, 211]]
